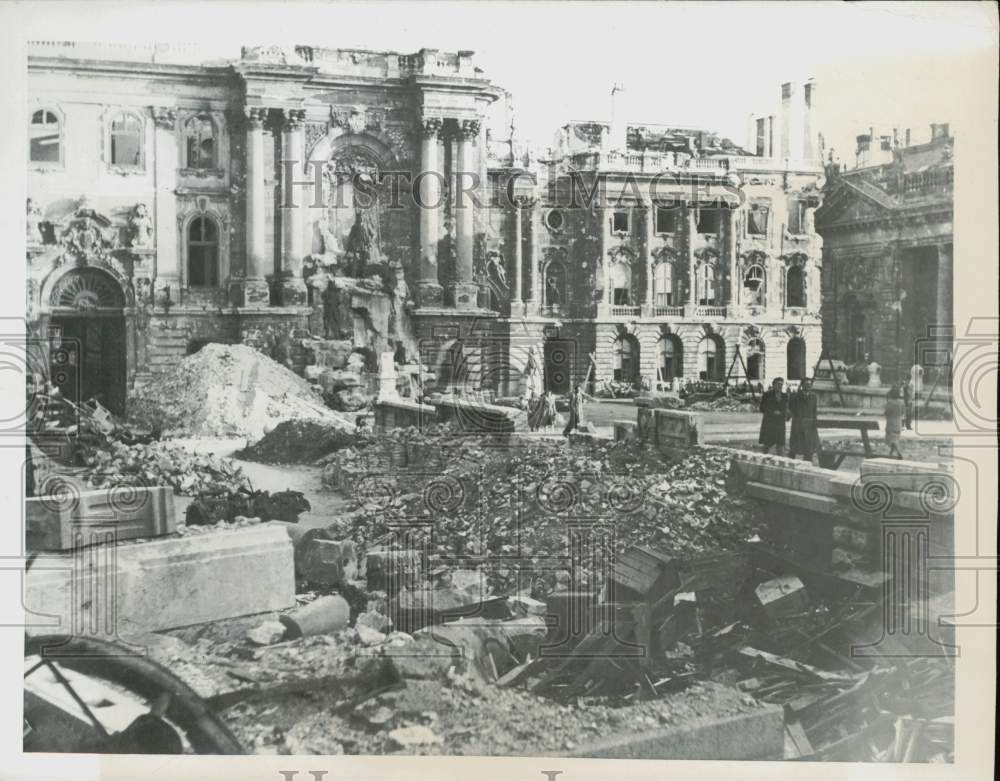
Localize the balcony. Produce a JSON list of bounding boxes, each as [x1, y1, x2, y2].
[[610, 305, 641, 318], [695, 305, 727, 318], [653, 305, 685, 318]]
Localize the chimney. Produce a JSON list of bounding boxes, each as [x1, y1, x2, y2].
[[905, 128, 911, 147], [803, 79, 817, 160], [779, 82, 792, 158], [930, 122, 950, 141]]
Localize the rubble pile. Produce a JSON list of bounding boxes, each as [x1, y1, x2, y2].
[[322, 432, 764, 594], [128, 343, 352, 440], [237, 419, 374, 465], [687, 396, 759, 412]]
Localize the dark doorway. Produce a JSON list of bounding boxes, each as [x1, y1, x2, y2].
[[50, 315, 127, 416], [613, 334, 640, 386], [698, 335, 725, 382], [660, 334, 683, 382], [787, 337, 806, 380], [901, 247, 939, 366], [543, 338, 574, 394]]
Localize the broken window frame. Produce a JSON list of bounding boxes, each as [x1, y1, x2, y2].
[[696, 207, 720, 235], [29, 108, 62, 165], [654, 206, 678, 234], [184, 114, 217, 170], [109, 111, 144, 170], [746, 203, 769, 237], [786, 265, 806, 308], [611, 210, 630, 235], [696, 263, 717, 305], [743, 264, 766, 306], [187, 215, 220, 288], [653, 260, 675, 306]]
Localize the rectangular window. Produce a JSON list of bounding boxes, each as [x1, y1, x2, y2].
[[755, 118, 766, 157], [655, 206, 678, 234], [787, 198, 805, 235], [747, 204, 769, 236], [697, 208, 720, 234], [612, 210, 629, 234], [613, 288, 630, 305]]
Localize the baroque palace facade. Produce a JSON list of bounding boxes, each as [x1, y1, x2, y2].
[[26, 42, 825, 412]]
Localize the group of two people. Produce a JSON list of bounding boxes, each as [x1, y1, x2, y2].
[[527, 385, 586, 437], [758, 377, 820, 461]]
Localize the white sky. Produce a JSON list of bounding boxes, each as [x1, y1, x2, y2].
[[9, 1, 1000, 157]]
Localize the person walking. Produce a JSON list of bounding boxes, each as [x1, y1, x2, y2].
[[758, 377, 789, 455], [884, 385, 906, 459], [788, 378, 820, 462], [901, 377, 913, 430], [527, 390, 544, 432], [563, 384, 583, 438]]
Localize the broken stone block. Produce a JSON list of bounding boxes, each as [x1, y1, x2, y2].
[[304, 364, 324, 382], [333, 387, 370, 412], [388, 725, 442, 750], [300, 538, 358, 587], [366, 548, 424, 594], [356, 623, 388, 646], [357, 610, 392, 633], [754, 576, 808, 620], [25, 525, 295, 637], [279, 594, 350, 639], [246, 620, 287, 646]]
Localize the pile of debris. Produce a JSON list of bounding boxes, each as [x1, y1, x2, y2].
[[237, 419, 373, 465], [129, 343, 352, 440], [687, 396, 759, 412]]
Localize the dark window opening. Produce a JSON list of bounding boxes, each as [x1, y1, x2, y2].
[[755, 118, 767, 157], [655, 206, 678, 234], [187, 216, 219, 287], [747, 204, 769, 236], [185, 115, 216, 169], [787, 198, 806, 235], [697, 208, 720, 234], [786, 266, 806, 307], [743, 265, 765, 306], [612, 210, 630, 234]]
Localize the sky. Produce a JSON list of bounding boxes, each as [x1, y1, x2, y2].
[[8, 1, 999, 159]]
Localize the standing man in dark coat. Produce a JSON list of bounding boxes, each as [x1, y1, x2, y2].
[[563, 384, 583, 437], [758, 377, 788, 454], [788, 378, 820, 462]]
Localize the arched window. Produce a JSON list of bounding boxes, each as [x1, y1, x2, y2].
[[29, 109, 61, 164], [110, 112, 143, 168], [696, 264, 717, 305], [786, 265, 806, 307], [187, 216, 219, 287], [610, 259, 633, 305], [544, 260, 567, 306], [660, 334, 683, 381], [746, 338, 765, 381], [698, 335, 725, 381], [787, 337, 806, 380], [185, 115, 216, 169], [613, 334, 639, 385], [743, 264, 766, 306], [653, 261, 675, 306]]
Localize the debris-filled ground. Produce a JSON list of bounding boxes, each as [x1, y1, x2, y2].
[[25, 361, 955, 761]]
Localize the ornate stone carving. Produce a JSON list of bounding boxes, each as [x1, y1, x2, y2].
[[420, 117, 443, 138], [127, 203, 153, 248], [241, 45, 306, 67], [282, 109, 306, 130], [459, 119, 481, 140], [782, 251, 809, 267], [151, 107, 177, 130], [304, 122, 328, 157], [244, 107, 268, 128], [59, 211, 114, 265], [27, 198, 43, 244], [693, 246, 720, 264]]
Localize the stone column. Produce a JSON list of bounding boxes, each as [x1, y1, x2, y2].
[[244, 107, 270, 306], [280, 109, 307, 306], [451, 119, 480, 309], [417, 117, 444, 307], [596, 207, 609, 317], [151, 108, 179, 298], [726, 208, 738, 308], [686, 203, 697, 311], [528, 198, 542, 314], [642, 202, 655, 316], [510, 202, 524, 317], [936, 243, 952, 332]]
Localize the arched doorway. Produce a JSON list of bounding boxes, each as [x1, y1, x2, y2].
[[697, 334, 725, 382], [48, 268, 128, 415], [613, 334, 640, 386], [660, 333, 683, 382], [787, 337, 807, 380], [543, 337, 574, 394], [746, 338, 765, 381]]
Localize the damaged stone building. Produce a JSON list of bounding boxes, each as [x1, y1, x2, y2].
[[814, 124, 954, 386], [26, 42, 825, 412]]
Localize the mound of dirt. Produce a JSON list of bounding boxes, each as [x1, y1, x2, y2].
[[237, 419, 373, 464], [129, 343, 351, 440]]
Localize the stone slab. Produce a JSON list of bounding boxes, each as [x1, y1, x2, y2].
[[374, 398, 436, 431], [652, 408, 703, 449], [554, 705, 784, 760], [744, 481, 841, 515], [25, 525, 295, 637], [435, 398, 516, 434], [731, 457, 840, 496]]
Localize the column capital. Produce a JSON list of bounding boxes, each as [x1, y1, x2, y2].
[[151, 107, 177, 130], [420, 117, 444, 138], [282, 109, 306, 131], [244, 106, 269, 128], [459, 119, 481, 140]]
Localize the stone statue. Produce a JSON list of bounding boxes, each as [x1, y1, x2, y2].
[[345, 208, 380, 275], [127, 203, 153, 248], [867, 359, 882, 388], [26, 198, 42, 244], [909, 363, 924, 395], [522, 345, 544, 399]]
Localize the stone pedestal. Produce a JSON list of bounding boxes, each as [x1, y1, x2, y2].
[[450, 282, 479, 310], [280, 275, 309, 306], [416, 280, 444, 308]]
